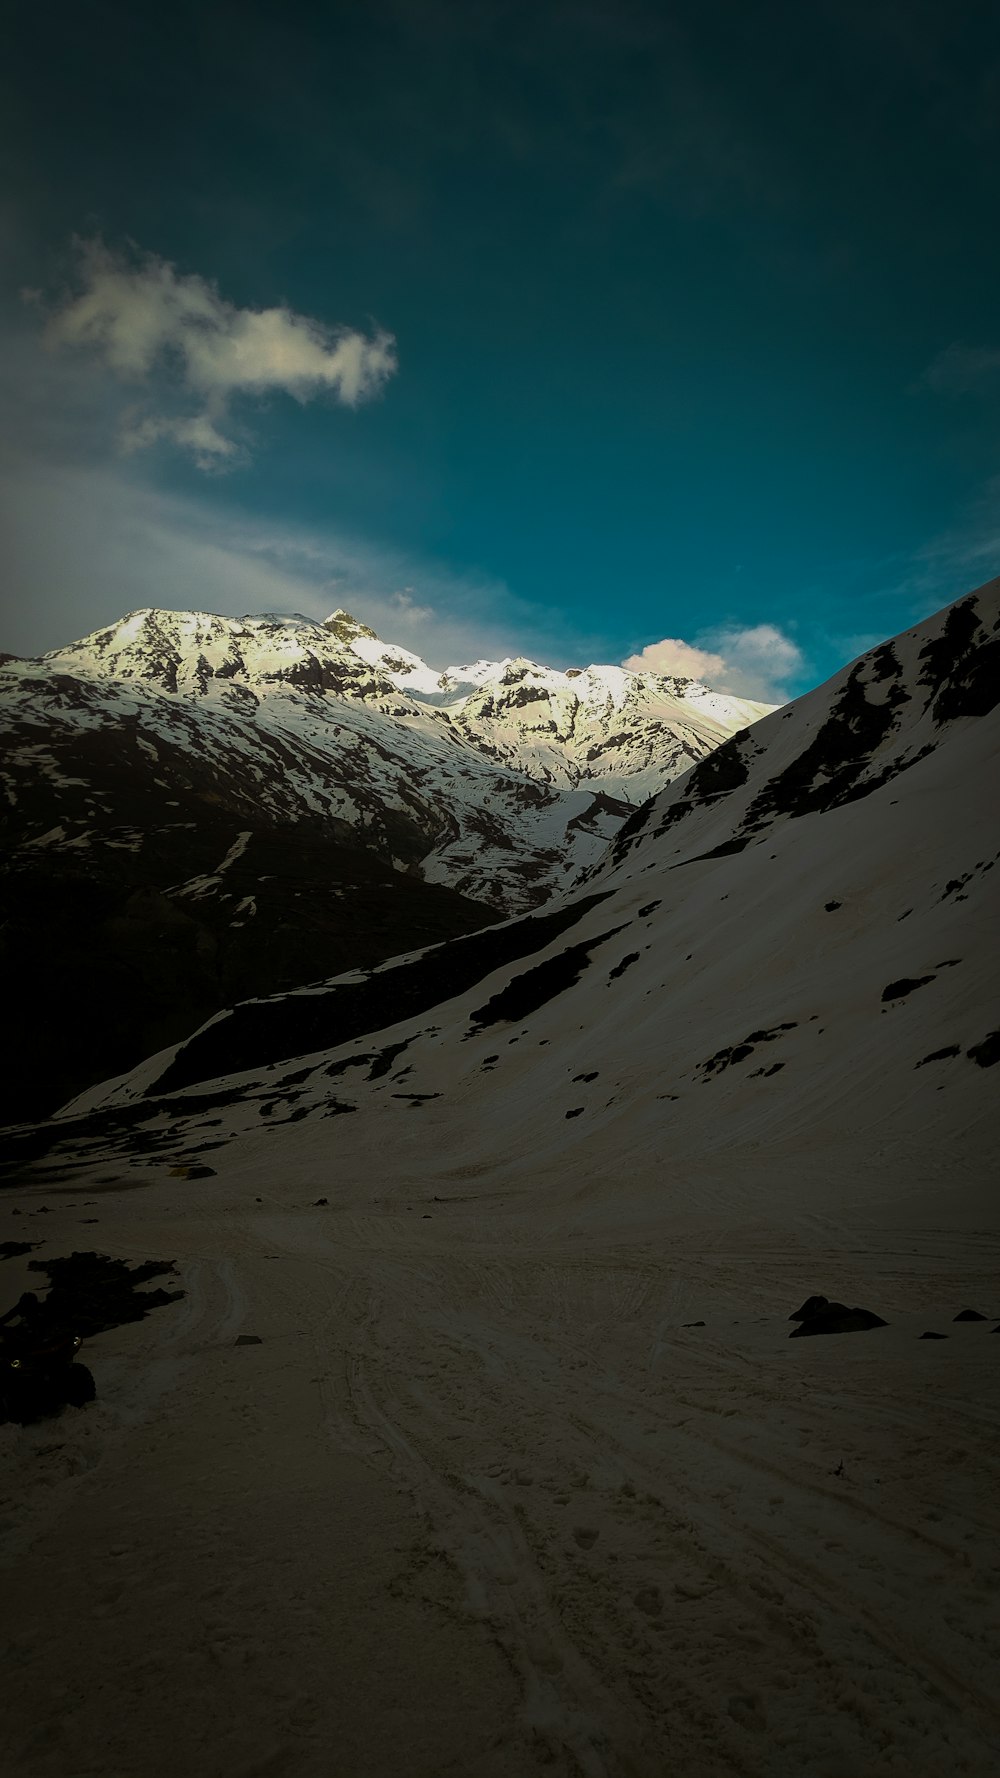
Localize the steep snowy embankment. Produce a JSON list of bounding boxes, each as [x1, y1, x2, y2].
[[30, 579, 998, 1216]]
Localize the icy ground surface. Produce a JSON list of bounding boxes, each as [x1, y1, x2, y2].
[[1, 1173, 998, 1778]]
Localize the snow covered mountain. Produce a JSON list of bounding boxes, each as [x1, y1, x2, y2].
[[21, 577, 998, 1198], [0, 604, 766, 1118], [4, 581, 999, 1778], [3, 605, 769, 910]]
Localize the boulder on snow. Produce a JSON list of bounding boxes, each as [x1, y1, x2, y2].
[[789, 1304, 888, 1338], [789, 1294, 831, 1322], [953, 1308, 987, 1322]]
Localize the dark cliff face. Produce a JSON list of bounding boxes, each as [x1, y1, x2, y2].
[[0, 701, 501, 1124], [0, 811, 500, 1124]]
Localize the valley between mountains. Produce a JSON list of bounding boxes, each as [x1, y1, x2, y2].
[[0, 606, 766, 1120], [1, 581, 998, 1778]]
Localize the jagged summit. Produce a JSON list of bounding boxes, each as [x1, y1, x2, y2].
[[18, 601, 772, 801], [1, 596, 769, 1119], [323, 608, 379, 642]]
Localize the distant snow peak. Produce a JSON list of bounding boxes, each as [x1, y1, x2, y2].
[[323, 609, 379, 643], [9, 599, 777, 917]]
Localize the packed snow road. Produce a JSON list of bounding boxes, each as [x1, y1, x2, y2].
[[2, 1170, 998, 1778]]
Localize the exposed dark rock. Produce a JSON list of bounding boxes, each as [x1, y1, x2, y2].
[[23, 1250, 184, 1339], [953, 1309, 988, 1322], [235, 1334, 263, 1345], [607, 797, 655, 863], [701, 1041, 754, 1074], [881, 976, 935, 1001], [0, 1241, 38, 1260], [870, 643, 900, 683], [0, 705, 507, 1121], [608, 952, 640, 980], [700, 1022, 796, 1077], [683, 1320, 706, 1328], [686, 730, 753, 798], [824, 900, 841, 911], [919, 1332, 948, 1340], [916, 1045, 960, 1066], [967, 1030, 1000, 1068], [468, 918, 626, 1029], [565, 1108, 585, 1119], [789, 1294, 831, 1322], [1, 1251, 185, 1421], [367, 1040, 413, 1081], [152, 892, 612, 1092], [918, 594, 1000, 723], [740, 664, 903, 828], [651, 731, 754, 847], [675, 837, 750, 865], [790, 1305, 888, 1337]]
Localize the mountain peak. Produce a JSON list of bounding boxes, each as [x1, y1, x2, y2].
[[323, 608, 380, 642]]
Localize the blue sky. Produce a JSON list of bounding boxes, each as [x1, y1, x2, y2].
[[2, 0, 998, 698]]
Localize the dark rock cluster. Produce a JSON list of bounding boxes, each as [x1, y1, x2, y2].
[[788, 1294, 887, 1337]]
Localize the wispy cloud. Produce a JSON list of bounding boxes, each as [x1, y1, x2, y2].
[[0, 452, 562, 667], [623, 622, 805, 701], [0, 311, 591, 668], [853, 481, 1000, 622], [923, 342, 1000, 396], [37, 238, 397, 469], [389, 588, 435, 623]]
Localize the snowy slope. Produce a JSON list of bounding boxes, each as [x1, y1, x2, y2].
[[30, 577, 998, 1208], [0, 604, 767, 1119], [4, 583, 999, 1778]]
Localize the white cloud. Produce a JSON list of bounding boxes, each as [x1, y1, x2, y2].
[[389, 588, 435, 623], [39, 238, 397, 468], [121, 409, 242, 471], [624, 621, 805, 701], [621, 636, 726, 680]]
